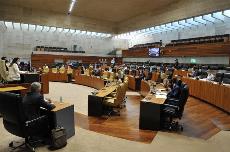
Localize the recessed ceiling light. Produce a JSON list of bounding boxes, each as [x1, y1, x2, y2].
[[68, 0, 77, 14]]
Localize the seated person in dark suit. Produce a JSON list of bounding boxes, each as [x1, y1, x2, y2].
[[167, 79, 182, 99], [22, 82, 56, 121], [22, 82, 56, 141]]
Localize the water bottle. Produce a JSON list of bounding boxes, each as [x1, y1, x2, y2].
[[60, 96, 63, 103]]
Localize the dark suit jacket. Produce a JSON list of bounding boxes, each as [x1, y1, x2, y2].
[[22, 92, 55, 121], [167, 84, 181, 99]]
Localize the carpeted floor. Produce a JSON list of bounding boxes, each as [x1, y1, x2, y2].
[[0, 119, 230, 152], [44, 82, 141, 116], [44, 82, 96, 115], [0, 82, 229, 152]]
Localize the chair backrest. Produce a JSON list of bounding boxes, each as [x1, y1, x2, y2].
[[59, 67, 66, 74], [222, 78, 230, 84], [43, 67, 49, 73], [114, 84, 124, 106], [67, 68, 73, 74], [224, 73, 230, 79], [120, 83, 127, 101], [151, 72, 160, 82], [0, 92, 25, 137], [109, 72, 115, 80], [102, 71, 110, 79], [177, 84, 189, 118], [52, 68, 58, 73], [84, 69, 90, 76]]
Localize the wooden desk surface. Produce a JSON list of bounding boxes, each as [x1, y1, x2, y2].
[[142, 94, 165, 104], [0, 86, 27, 92], [52, 102, 73, 112], [96, 85, 118, 97], [141, 84, 166, 104]]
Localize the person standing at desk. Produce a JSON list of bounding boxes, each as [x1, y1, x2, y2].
[[174, 59, 179, 69], [0, 57, 10, 82], [8, 57, 26, 83], [111, 58, 115, 68]]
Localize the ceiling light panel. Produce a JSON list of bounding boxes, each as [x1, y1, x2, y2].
[[194, 16, 206, 24], [70, 29, 75, 34], [43, 26, 50, 32], [203, 14, 215, 23], [223, 10, 230, 17], [68, 0, 77, 13], [212, 11, 225, 21], [21, 23, 29, 31], [57, 27, 63, 33], [50, 27, 57, 32], [35, 25, 43, 32], [13, 22, 21, 30], [75, 30, 81, 34], [63, 28, 70, 33], [29, 24, 36, 31]]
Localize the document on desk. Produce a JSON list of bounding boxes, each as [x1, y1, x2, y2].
[[141, 98, 152, 102], [155, 95, 167, 99], [155, 92, 167, 99]]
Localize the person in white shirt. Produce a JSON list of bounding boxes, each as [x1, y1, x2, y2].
[[8, 57, 26, 83], [111, 58, 115, 67], [206, 70, 215, 81]]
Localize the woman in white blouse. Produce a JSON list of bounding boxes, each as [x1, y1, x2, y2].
[[8, 57, 26, 83]]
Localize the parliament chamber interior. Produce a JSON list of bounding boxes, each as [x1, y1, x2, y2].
[[0, 0, 230, 152]]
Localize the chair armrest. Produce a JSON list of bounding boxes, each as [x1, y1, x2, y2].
[[25, 115, 47, 127], [163, 104, 179, 110], [167, 98, 179, 102]]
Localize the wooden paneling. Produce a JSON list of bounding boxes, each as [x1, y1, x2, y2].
[[40, 73, 49, 94], [75, 75, 104, 90], [48, 72, 68, 82], [173, 70, 191, 77], [122, 49, 149, 58], [162, 42, 230, 57], [182, 77, 230, 113], [31, 54, 122, 69]]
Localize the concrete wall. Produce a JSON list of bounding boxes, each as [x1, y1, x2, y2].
[[0, 27, 128, 58], [128, 19, 230, 47], [126, 20, 230, 65]]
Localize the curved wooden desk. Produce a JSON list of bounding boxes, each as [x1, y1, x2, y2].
[[0, 73, 49, 95], [48, 72, 68, 82], [75, 75, 104, 90], [88, 84, 118, 116], [173, 70, 191, 77], [139, 82, 166, 130], [182, 77, 230, 113]]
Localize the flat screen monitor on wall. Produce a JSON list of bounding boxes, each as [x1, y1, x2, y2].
[[149, 48, 160, 57]]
